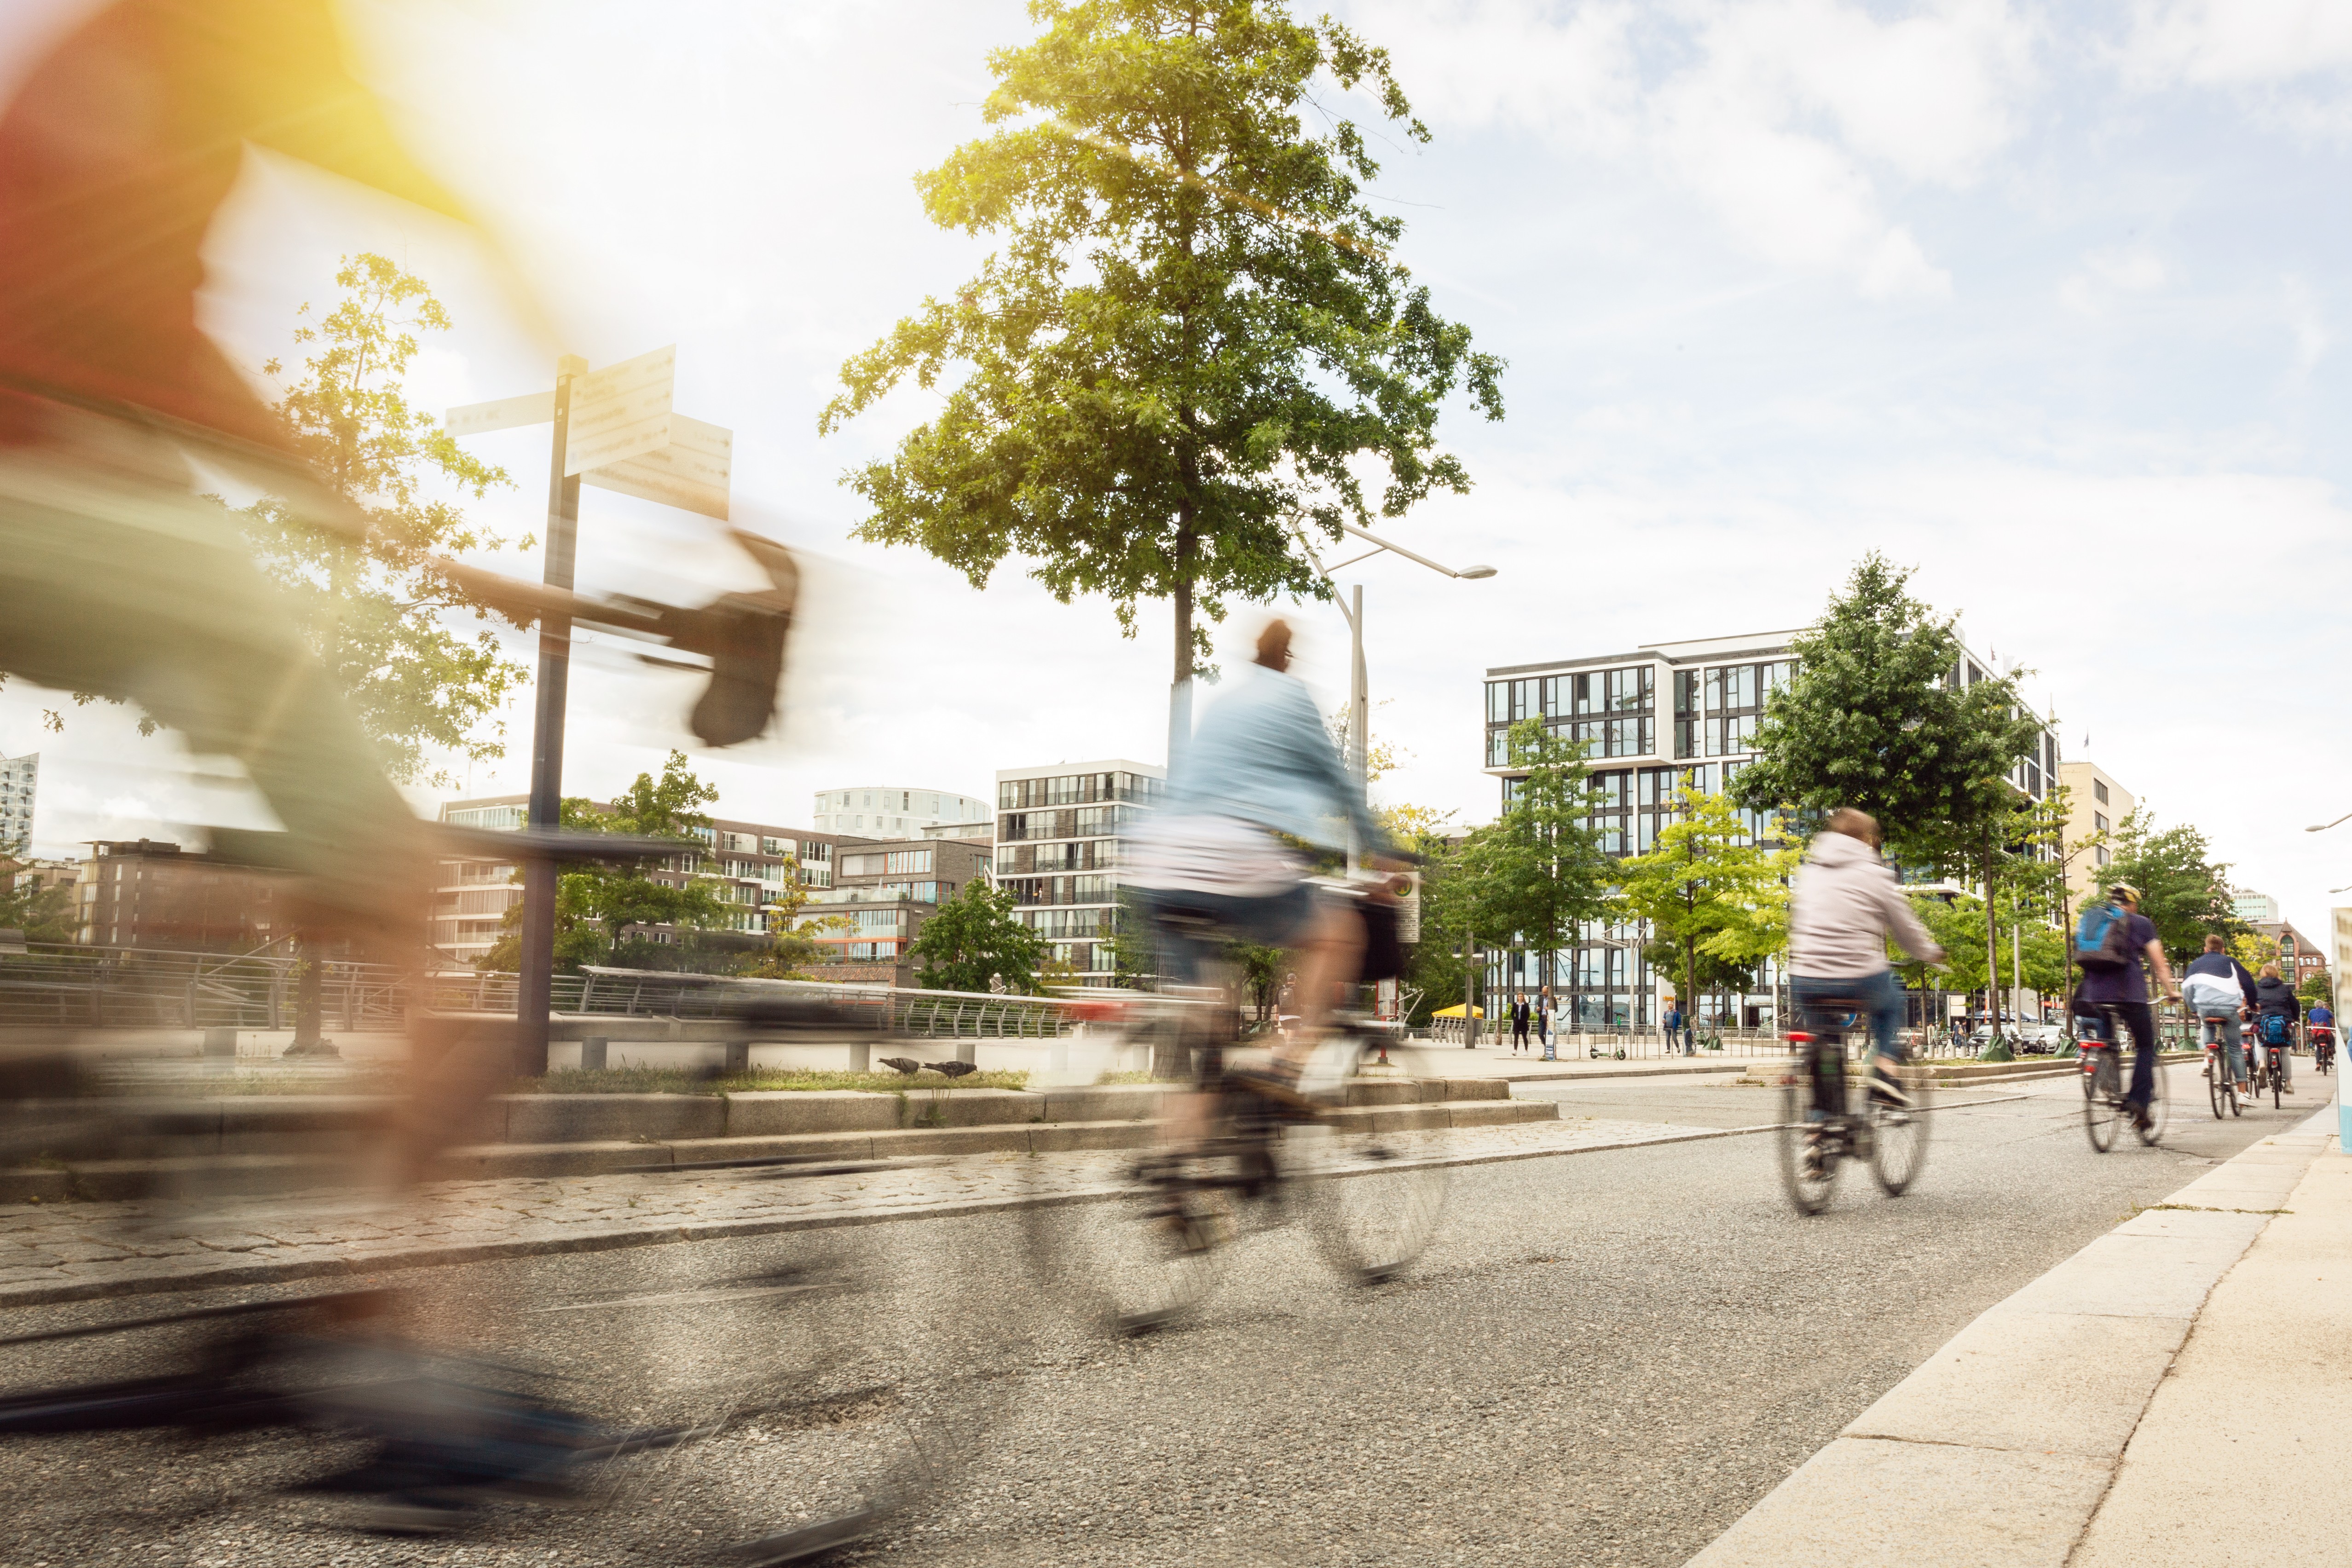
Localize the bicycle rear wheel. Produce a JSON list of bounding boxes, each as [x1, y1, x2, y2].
[[1298, 1034, 1452, 1286], [1869, 1056, 1932, 1196], [2083, 1050, 2121, 1153], [2207, 1058, 2225, 1120], [1026, 1142, 1236, 1335], [1776, 1049, 1840, 1215], [2138, 1049, 2167, 1145], [2272, 1051, 2284, 1109]]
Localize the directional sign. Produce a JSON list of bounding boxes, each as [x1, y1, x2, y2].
[[582, 414, 732, 520], [445, 390, 554, 438], [566, 345, 675, 475]]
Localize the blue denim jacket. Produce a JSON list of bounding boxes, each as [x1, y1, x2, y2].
[[1166, 665, 1386, 854]]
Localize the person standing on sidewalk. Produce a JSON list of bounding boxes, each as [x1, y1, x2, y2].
[[1789, 808, 1946, 1105], [1510, 993, 1531, 1055], [2182, 935, 2257, 1100], [2071, 884, 2179, 1131], [1664, 1000, 1683, 1054], [1538, 986, 1556, 1061], [2254, 963, 2300, 1094]]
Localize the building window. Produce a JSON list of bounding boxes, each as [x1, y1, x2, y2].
[[2093, 813, 2108, 834], [2093, 779, 2109, 805]]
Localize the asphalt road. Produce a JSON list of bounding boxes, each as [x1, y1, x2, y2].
[[0, 1061, 2312, 1568]]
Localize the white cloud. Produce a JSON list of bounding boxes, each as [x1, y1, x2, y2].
[[2124, 0, 2352, 87], [2283, 273, 2329, 373], [2057, 246, 2168, 312], [1343, 0, 2034, 299]]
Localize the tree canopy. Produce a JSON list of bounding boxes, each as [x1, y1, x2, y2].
[[820, 0, 1503, 685], [1448, 720, 1612, 992], [242, 254, 532, 786], [2100, 807, 2242, 965], [1731, 553, 2046, 876], [909, 880, 1050, 995], [1615, 788, 1795, 1017]]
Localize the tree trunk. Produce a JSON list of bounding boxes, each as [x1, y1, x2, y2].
[[1984, 842, 2001, 1035], [288, 933, 331, 1058]]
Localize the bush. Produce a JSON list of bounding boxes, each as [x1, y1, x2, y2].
[[1979, 1039, 2014, 1063]]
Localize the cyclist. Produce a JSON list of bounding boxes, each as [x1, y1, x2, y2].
[[1787, 808, 1945, 1113], [2071, 884, 2179, 1131], [2311, 999, 2337, 1073], [2253, 963, 2301, 1095], [2182, 935, 2257, 1101], [1127, 617, 1398, 1110]]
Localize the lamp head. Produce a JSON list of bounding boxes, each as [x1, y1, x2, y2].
[[1456, 565, 1498, 580]]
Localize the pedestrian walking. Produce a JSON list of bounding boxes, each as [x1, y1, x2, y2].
[[1539, 986, 1557, 1061], [1510, 994, 1531, 1055], [1663, 1000, 1682, 1055]]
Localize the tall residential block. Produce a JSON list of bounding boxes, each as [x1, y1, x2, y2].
[[2056, 761, 2136, 909], [994, 760, 1164, 986], [811, 786, 991, 840], [0, 751, 35, 855]]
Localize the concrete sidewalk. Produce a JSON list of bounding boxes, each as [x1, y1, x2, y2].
[[1686, 1102, 2346, 1566]]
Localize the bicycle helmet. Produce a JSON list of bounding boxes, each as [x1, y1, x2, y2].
[[2107, 882, 2141, 904]]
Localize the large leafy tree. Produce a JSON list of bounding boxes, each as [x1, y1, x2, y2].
[[243, 253, 532, 786], [1453, 720, 1612, 1000], [0, 865, 74, 944], [1615, 789, 1795, 1028], [820, 0, 1504, 685], [2100, 807, 2242, 969], [909, 881, 1050, 994], [1732, 554, 2045, 874]]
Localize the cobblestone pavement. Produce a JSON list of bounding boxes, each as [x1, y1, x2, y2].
[[0, 1114, 1753, 1308]]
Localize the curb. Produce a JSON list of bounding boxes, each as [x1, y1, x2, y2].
[[1683, 1103, 2340, 1568]]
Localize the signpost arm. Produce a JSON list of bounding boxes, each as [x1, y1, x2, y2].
[[515, 354, 588, 1078]]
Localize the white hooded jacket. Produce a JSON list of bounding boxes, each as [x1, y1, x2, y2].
[[1788, 830, 1945, 980]]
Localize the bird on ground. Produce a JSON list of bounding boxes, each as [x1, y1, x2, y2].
[[877, 1057, 923, 1076], [924, 1061, 979, 1079]]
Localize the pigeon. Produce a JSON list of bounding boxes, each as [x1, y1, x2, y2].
[[877, 1057, 923, 1076], [924, 1060, 979, 1079]]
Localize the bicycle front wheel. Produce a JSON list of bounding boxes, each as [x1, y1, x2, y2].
[[1869, 1057, 1932, 1195], [1776, 1050, 1839, 1215], [2083, 1052, 2121, 1153], [1298, 1035, 1452, 1286]]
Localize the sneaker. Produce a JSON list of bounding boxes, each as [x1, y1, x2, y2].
[[1222, 1060, 1317, 1115], [1869, 1069, 1912, 1110]]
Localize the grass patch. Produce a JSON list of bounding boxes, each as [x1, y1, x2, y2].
[[524, 1066, 1033, 1096]]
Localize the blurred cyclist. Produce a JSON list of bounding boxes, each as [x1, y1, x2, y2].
[[2253, 963, 2300, 1094], [1787, 807, 1945, 1107], [1128, 617, 1398, 1106], [2181, 934, 2257, 1100]]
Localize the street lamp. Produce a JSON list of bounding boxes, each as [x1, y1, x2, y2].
[[2307, 813, 2352, 832]]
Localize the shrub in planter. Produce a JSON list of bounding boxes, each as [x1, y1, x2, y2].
[[1980, 1039, 2015, 1063]]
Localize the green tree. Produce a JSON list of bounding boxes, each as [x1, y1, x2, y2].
[[0, 866, 74, 945], [1732, 554, 2045, 875], [819, 0, 1503, 688], [1616, 789, 1794, 1030], [242, 254, 532, 786], [2297, 969, 2331, 1008], [909, 880, 1050, 994], [1455, 720, 1612, 999], [2100, 807, 2242, 969]]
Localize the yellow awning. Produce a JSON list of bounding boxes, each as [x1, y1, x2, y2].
[[1431, 1003, 1485, 1019]]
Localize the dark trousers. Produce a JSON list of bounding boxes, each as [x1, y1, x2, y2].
[[2110, 1000, 2159, 1111]]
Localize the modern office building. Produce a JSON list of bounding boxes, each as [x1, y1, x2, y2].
[[2057, 762, 2137, 907], [994, 760, 1165, 985], [811, 786, 991, 840], [2232, 890, 2281, 926], [1482, 630, 2064, 1030], [432, 796, 851, 967], [0, 751, 35, 856], [73, 839, 283, 951], [795, 835, 995, 986]]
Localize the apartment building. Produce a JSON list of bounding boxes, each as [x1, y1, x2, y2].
[[0, 751, 35, 856], [994, 760, 1164, 986], [2057, 761, 2137, 908], [1483, 630, 2063, 1030], [811, 786, 991, 840], [73, 839, 283, 951], [795, 836, 995, 986], [2254, 921, 2327, 992], [432, 796, 850, 967]]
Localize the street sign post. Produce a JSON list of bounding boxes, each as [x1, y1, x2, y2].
[[447, 349, 735, 1074]]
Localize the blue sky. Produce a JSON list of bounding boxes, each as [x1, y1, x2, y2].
[[7, 0, 2352, 942]]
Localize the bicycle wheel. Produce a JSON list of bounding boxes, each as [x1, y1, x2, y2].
[[1776, 1048, 1840, 1215], [2083, 1049, 2121, 1153], [1869, 1055, 1932, 1196], [2138, 1048, 2167, 1145], [2272, 1050, 2283, 1109], [1298, 1034, 1452, 1286], [2207, 1057, 2225, 1120], [1025, 1141, 1237, 1335]]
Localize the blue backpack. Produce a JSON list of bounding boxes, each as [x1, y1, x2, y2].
[[2075, 903, 2132, 972], [2260, 1013, 2291, 1046]]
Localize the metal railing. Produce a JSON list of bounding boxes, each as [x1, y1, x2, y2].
[[0, 942, 407, 1031], [1415, 1019, 1787, 1056]]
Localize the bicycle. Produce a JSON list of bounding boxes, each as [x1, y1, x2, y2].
[[2079, 1006, 2167, 1152], [2314, 1026, 2336, 1076], [1774, 990, 1932, 1216], [2200, 1015, 2240, 1120], [2253, 1032, 2288, 1108], [1026, 1004, 1451, 1335]]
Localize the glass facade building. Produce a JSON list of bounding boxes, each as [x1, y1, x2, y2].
[[1484, 632, 2062, 1031], [994, 760, 1164, 984]]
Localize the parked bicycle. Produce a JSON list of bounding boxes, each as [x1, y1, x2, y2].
[[1774, 990, 1932, 1216]]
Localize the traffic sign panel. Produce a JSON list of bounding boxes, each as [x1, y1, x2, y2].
[[566, 346, 676, 475], [582, 414, 732, 520], [445, 390, 553, 437]]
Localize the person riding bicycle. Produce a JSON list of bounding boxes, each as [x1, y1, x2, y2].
[[2309, 1000, 2336, 1072], [2182, 934, 2257, 1101], [2253, 963, 2300, 1095], [2070, 884, 2179, 1131], [1127, 617, 1398, 1109], [1787, 808, 1945, 1109]]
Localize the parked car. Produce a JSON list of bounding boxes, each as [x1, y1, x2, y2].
[[2015, 1023, 2066, 1055]]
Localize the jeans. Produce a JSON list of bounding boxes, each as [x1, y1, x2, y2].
[[2091, 1000, 2160, 1112], [1664, 1025, 1681, 1051], [1792, 972, 1907, 1061], [2196, 1006, 2244, 1084]]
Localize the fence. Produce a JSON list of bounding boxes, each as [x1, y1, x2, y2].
[[0, 943, 406, 1032], [1414, 1018, 1786, 1057]]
